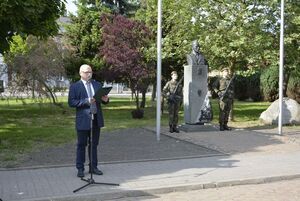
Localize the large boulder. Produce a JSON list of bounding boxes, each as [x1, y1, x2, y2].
[[259, 98, 300, 125]]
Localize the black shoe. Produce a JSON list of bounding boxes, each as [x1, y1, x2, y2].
[[77, 169, 84, 178], [169, 126, 174, 133], [219, 125, 225, 131], [173, 127, 180, 133], [224, 125, 232, 131], [89, 168, 103, 175]]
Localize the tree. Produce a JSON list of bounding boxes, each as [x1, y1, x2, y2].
[[276, 1, 300, 96], [0, 0, 66, 53], [137, 0, 271, 71], [101, 0, 140, 16], [136, 0, 300, 98], [64, 0, 140, 77], [100, 14, 152, 116], [136, 0, 197, 74], [65, 0, 110, 79], [136, 0, 199, 102], [4, 35, 67, 107]]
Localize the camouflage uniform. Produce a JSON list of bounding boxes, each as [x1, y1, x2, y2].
[[214, 76, 234, 131], [163, 77, 183, 133]]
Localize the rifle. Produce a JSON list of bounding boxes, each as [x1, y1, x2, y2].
[[168, 76, 183, 104], [219, 74, 235, 101]]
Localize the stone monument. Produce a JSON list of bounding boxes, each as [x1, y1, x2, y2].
[[181, 40, 213, 131], [259, 98, 300, 125]]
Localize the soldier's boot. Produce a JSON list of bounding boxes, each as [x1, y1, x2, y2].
[[173, 125, 180, 133], [219, 124, 225, 131], [224, 124, 232, 131], [169, 125, 174, 133]]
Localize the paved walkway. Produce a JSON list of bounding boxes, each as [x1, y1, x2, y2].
[[1, 126, 300, 201], [115, 179, 300, 201]]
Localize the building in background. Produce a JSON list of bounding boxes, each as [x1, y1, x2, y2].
[[0, 54, 8, 92]]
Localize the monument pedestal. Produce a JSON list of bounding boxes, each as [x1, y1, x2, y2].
[[179, 123, 218, 132], [184, 64, 212, 124]]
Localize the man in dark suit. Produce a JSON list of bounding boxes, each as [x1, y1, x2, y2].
[[68, 64, 109, 178]]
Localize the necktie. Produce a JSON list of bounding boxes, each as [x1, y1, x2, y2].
[[86, 81, 97, 114]]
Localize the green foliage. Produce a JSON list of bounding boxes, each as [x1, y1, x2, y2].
[[101, 0, 140, 16], [234, 75, 248, 101], [234, 72, 261, 101], [247, 72, 261, 101], [0, 0, 66, 53], [287, 68, 300, 103], [136, 0, 197, 75], [64, 0, 117, 83], [3, 35, 28, 63], [260, 66, 279, 102], [63, 54, 86, 82], [208, 76, 219, 99], [135, 0, 299, 93], [3, 35, 67, 105], [5, 35, 28, 56], [284, 1, 300, 72]]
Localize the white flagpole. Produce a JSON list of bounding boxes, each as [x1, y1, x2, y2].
[[156, 0, 162, 141], [278, 0, 284, 135]]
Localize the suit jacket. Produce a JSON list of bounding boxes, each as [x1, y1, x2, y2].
[[186, 53, 209, 66], [68, 79, 107, 130]]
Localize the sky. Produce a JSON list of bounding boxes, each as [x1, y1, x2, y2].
[[66, 0, 77, 15]]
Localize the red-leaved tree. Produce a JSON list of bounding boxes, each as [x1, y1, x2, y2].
[[100, 14, 152, 116]]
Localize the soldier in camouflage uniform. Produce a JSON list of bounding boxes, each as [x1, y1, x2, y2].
[[214, 68, 234, 131], [163, 71, 183, 133]]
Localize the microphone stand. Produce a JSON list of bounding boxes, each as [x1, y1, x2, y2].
[[73, 111, 119, 193]]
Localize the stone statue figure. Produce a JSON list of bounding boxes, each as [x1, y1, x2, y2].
[[183, 40, 212, 125], [187, 40, 209, 66]]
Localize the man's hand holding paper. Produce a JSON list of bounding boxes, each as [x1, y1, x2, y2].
[[94, 86, 112, 103]]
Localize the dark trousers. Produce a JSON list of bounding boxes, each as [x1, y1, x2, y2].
[[219, 98, 233, 126], [76, 117, 100, 170], [168, 102, 180, 126]]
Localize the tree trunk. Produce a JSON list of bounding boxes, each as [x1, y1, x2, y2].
[[39, 79, 64, 109], [32, 80, 35, 99], [140, 90, 146, 108], [132, 89, 139, 110], [136, 92, 140, 110], [151, 82, 156, 101], [283, 71, 290, 97], [229, 100, 234, 121], [228, 61, 235, 121]]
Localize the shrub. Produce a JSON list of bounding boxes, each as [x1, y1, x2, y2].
[[209, 71, 262, 102], [260, 66, 279, 102], [233, 72, 261, 101], [234, 74, 248, 101], [247, 72, 262, 101], [208, 76, 219, 99], [287, 68, 300, 104]]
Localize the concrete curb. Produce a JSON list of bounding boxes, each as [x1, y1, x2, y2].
[[14, 173, 300, 201], [0, 153, 226, 172]]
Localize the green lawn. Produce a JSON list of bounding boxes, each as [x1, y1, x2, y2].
[[0, 97, 270, 167]]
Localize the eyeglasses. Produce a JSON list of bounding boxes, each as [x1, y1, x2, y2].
[[82, 71, 92, 74]]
